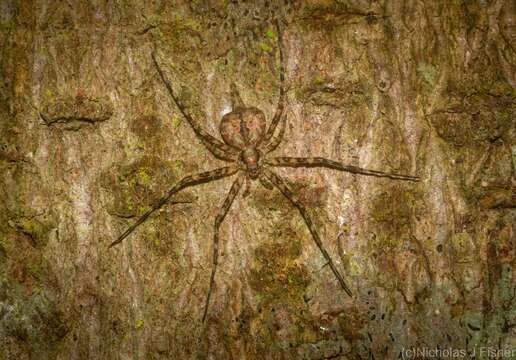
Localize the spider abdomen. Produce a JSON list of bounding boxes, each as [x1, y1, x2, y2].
[[219, 107, 266, 149]]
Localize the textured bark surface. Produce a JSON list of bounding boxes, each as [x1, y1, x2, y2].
[[0, 1, 514, 359]]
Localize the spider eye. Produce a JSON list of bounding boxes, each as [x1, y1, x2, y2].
[[249, 169, 259, 179]]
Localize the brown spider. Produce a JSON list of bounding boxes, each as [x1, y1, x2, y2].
[[109, 21, 419, 322]]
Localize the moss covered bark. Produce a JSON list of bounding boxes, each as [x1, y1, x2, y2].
[[0, 0, 514, 359]]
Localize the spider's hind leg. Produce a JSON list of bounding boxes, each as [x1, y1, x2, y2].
[[230, 83, 245, 110], [152, 52, 239, 162], [261, 19, 287, 154], [203, 173, 245, 322]]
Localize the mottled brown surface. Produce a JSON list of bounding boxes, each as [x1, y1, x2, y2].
[[220, 107, 267, 149], [0, 1, 514, 359]]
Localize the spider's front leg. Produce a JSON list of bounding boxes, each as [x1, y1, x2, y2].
[[261, 167, 353, 297], [109, 166, 239, 248], [265, 157, 419, 181], [203, 172, 245, 322]]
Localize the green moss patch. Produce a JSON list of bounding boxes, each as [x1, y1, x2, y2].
[[249, 235, 309, 302], [101, 156, 187, 219]]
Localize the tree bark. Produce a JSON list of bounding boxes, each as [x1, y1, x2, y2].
[[0, 1, 514, 359]]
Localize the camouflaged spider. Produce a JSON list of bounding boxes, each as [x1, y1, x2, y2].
[[109, 21, 419, 321]]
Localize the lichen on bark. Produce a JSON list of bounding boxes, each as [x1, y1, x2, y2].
[[0, 0, 514, 359]]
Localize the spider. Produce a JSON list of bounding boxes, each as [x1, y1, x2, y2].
[[109, 21, 419, 322]]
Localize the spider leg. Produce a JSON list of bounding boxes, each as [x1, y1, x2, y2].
[[258, 174, 274, 190], [203, 173, 245, 322], [109, 166, 239, 248], [261, 168, 353, 297], [261, 19, 287, 152], [230, 82, 245, 110], [242, 175, 251, 198], [152, 52, 239, 162], [265, 157, 419, 181], [262, 107, 287, 154]]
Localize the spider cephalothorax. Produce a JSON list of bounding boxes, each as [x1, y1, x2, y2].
[[109, 20, 419, 322]]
